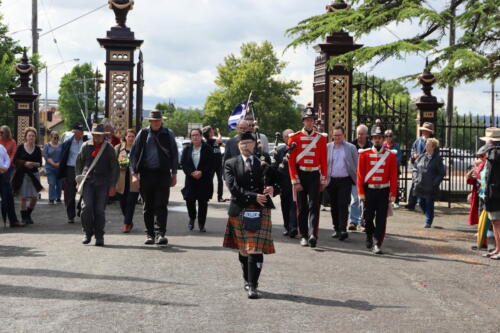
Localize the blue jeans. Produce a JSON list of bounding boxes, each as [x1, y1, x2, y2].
[[418, 197, 435, 225], [349, 184, 362, 225], [46, 167, 62, 201]]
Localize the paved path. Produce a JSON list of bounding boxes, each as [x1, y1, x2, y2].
[[0, 174, 498, 332]]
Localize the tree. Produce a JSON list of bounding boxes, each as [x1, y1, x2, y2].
[[286, 0, 499, 87], [204, 41, 302, 136], [156, 101, 176, 119], [0, 9, 24, 130], [166, 107, 205, 137], [58, 63, 99, 130]]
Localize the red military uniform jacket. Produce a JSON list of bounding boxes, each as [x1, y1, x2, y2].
[[357, 146, 398, 200], [287, 129, 328, 185]]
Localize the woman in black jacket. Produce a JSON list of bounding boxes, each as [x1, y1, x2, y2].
[[413, 138, 445, 228], [181, 128, 215, 232]]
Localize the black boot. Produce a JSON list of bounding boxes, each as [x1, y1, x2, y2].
[[247, 254, 263, 299], [26, 207, 34, 224], [20, 211, 29, 224], [239, 253, 249, 291]]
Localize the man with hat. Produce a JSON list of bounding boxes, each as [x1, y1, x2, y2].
[[76, 124, 119, 246], [406, 122, 434, 210], [58, 123, 87, 223], [129, 110, 179, 245], [288, 104, 328, 248], [357, 124, 398, 254]]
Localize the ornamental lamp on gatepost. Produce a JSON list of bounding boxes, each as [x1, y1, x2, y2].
[[8, 49, 39, 144], [97, 0, 143, 138], [313, 1, 362, 140], [414, 59, 444, 139]]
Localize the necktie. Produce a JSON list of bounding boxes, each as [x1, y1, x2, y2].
[[245, 157, 252, 172]]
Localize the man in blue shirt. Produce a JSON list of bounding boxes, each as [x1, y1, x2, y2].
[[406, 122, 434, 210]]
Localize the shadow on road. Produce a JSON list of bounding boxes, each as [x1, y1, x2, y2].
[[260, 291, 406, 311], [0, 283, 197, 307], [0, 267, 186, 285], [0, 245, 46, 258]]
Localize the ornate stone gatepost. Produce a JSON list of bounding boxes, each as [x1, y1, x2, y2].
[[415, 60, 444, 139], [97, 0, 143, 138], [313, 1, 362, 140], [8, 49, 39, 144]]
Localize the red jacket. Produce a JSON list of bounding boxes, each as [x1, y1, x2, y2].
[[287, 129, 328, 185], [357, 146, 398, 200]]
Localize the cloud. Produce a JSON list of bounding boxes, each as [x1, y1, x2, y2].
[[0, 0, 495, 115]]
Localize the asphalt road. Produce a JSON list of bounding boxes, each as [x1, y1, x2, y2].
[[0, 173, 498, 333]]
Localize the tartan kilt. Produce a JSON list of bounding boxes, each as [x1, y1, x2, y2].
[[223, 208, 275, 254]]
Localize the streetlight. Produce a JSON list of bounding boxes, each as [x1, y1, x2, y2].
[[44, 58, 80, 124]]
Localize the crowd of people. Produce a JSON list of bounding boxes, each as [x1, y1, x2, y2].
[[1, 105, 500, 298]]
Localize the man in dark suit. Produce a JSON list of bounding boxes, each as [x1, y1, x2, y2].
[[58, 124, 87, 223], [223, 120, 249, 167], [274, 129, 298, 238]]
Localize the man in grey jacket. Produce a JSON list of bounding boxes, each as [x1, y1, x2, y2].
[[326, 126, 358, 240], [76, 124, 119, 246]]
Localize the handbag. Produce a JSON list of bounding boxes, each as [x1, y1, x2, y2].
[[242, 209, 262, 232], [76, 142, 108, 195]]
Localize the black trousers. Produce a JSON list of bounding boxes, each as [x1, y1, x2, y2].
[[297, 170, 321, 238], [186, 199, 208, 228], [81, 182, 108, 240], [140, 170, 171, 236], [364, 187, 390, 247], [280, 183, 297, 232], [0, 167, 18, 225], [64, 166, 77, 220], [327, 177, 352, 233], [215, 163, 224, 199], [119, 173, 139, 225], [407, 181, 417, 208]]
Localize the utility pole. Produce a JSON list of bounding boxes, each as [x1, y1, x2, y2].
[[32, 0, 40, 135], [83, 74, 89, 128], [445, 1, 456, 147], [483, 80, 499, 127]]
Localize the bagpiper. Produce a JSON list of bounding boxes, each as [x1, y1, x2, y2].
[[357, 124, 398, 254], [288, 105, 328, 248]]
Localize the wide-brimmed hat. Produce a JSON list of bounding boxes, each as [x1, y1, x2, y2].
[[480, 127, 500, 142], [147, 110, 166, 121], [90, 123, 109, 135], [419, 122, 434, 134], [72, 123, 84, 131]]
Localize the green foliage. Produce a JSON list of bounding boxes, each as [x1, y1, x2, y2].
[[287, 0, 499, 87], [0, 11, 24, 130], [204, 41, 302, 136], [58, 63, 100, 130]]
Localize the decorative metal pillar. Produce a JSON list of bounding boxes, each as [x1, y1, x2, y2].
[[97, 0, 143, 138], [8, 49, 39, 144], [415, 60, 444, 138], [313, 1, 362, 140]]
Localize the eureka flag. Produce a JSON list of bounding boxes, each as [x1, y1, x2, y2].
[[227, 102, 248, 130]]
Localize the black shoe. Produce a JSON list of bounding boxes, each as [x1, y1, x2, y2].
[[282, 229, 289, 236], [157, 234, 168, 245], [56, 199, 62, 203], [188, 220, 194, 231], [26, 208, 34, 224], [49, 200, 55, 205], [339, 232, 348, 241], [348, 223, 357, 231], [82, 235, 91, 244], [366, 238, 373, 249], [68, 218, 75, 224], [424, 224, 431, 228], [199, 227, 207, 233], [289, 229, 298, 238], [144, 235, 155, 245], [471, 245, 488, 251], [20, 211, 29, 224], [331, 231, 340, 239], [308, 235, 317, 248], [247, 286, 259, 299], [95, 239, 104, 247], [218, 198, 227, 203], [405, 205, 415, 211], [373, 245, 383, 255]]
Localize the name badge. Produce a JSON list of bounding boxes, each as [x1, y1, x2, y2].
[[243, 211, 261, 219]]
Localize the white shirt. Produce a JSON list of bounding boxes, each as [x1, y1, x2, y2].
[[241, 154, 253, 170], [192, 146, 201, 169], [0, 144, 10, 169]]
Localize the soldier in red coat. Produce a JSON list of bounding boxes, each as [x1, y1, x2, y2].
[[357, 125, 398, 254], [288, 106, 328, 248]]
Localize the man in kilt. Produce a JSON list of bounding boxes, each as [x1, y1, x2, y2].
[[223, 131, 277, 299]]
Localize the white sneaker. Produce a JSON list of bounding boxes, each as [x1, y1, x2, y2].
[[300, 238, 308, 247], [393, 203, 400, 209], [373, 245, 383, 255]]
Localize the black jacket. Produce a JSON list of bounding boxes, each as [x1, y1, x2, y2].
[[273, 144, 292, 190], [181, 143, 215, 202], [129, 126, 178, 174], [412, 150, 445, 200], [485, 145, 500, 212], [224, 154, 276, 217], [58, 135, 88, 179], [222, 135, 240, 166]]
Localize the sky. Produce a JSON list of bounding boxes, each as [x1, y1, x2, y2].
[[1, 0, 497, 116]]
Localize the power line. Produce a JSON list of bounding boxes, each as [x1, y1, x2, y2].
[[39, 3, 107, 38]]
